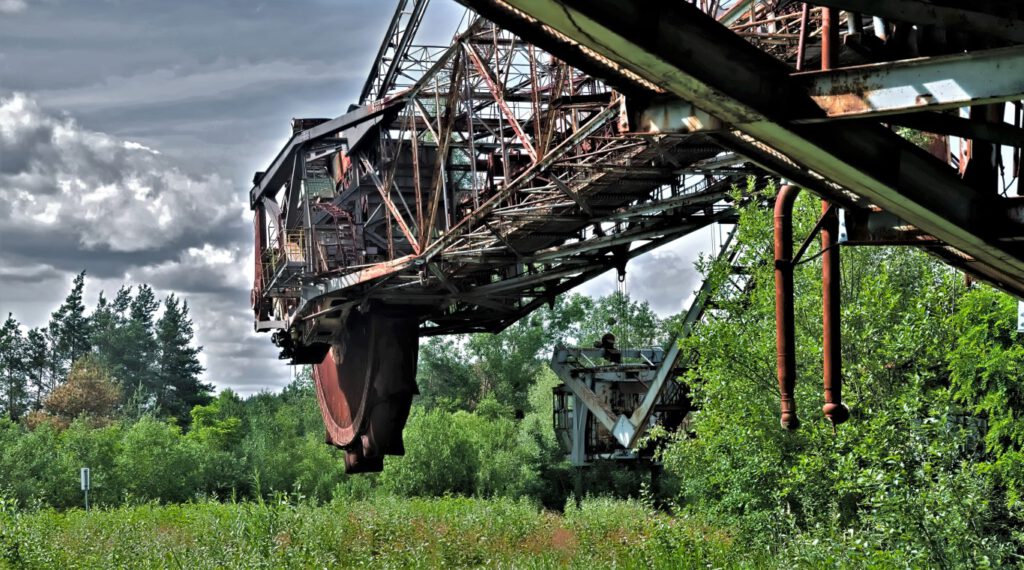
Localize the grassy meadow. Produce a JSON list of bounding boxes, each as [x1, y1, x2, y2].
[[0, 497, 758, 569]]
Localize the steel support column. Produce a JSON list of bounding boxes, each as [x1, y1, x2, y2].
[[820, 10, 848, 427]]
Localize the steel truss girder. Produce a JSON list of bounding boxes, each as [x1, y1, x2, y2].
[[252, 9, 766, 343], [797, 45, 1024, 120], [461, 0, 1024, 297], [361, 0, 431, 104]]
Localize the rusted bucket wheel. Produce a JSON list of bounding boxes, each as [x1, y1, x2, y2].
[[312, 309, 418, 473]]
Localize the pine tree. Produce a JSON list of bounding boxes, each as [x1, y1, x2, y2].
[[155, 295, 210, 424], [90, 290, 127, 380], [0, 314, 28, 421], [23, 327, 49, 409], [47, 271, 91, 380], [126, 284, 160, 407]]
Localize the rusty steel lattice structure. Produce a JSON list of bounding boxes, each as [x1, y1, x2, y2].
[[459, 0, 1024, 433], [249, 3, 757, 472], [251, 0, 1024, 471]]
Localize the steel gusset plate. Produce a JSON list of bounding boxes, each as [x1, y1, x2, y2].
[[312, 309, 419, 473]]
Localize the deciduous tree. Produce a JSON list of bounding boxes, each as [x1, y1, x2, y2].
[[39, 354, 121, 428]]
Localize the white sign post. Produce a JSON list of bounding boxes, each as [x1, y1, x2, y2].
[[1018, 300, 1024, 334], [80, 467, 90, 512]]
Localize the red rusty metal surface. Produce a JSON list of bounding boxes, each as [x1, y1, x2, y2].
[[821, 201, 848, 426], [819, 9, 847, 427], [312, 308, 419, 473], [774, 184, 800, 430]]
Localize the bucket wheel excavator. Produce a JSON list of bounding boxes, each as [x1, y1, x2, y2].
[[249, 0, 772, 472]]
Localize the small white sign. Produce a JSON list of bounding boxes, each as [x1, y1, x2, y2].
[[80, 467, 90, 491], [1018, 300, 1024, 333], [612, 415, 635, 448]]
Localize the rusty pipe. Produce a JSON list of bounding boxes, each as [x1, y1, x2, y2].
[[821, 202, 849, 425], [819, 5, 847, 427], [821, 8, 838, 71], [774, 184, 800, 430], [795, 3, 810, 72]]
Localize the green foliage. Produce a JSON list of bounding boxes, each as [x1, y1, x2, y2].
[[381, 408, 480, 497], [948, 285, 1024, 523], [238, 373, 348, 501], [0, 313, 28, 421], [415, 292, 662, 418], [46, 271, 91, 379], [574, 291, 663, 349], [154, 294, 211, 425], [661, 188, 1022, 565], [190, 391, 244, 450], [1, 184, 1022, 566], [0, 419, 62, 507], [415, 336, 478, 410], [5, 273, 214, 428], [115, 416, 204, 503]]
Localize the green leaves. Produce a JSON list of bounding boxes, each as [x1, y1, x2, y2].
[[660, 187, 1021, 565]]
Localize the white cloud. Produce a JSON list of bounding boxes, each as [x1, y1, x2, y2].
[[0, 0, 26, 14], [123, 140, 159, 154], [0, 92, 245, 252], [0, 93, 287, 395]]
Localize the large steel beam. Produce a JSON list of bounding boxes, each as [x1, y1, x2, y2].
[[797, 46, 1024, 119], [458, 0, 1024, 297], [634, 47, 1024, 127], [806, 0, 1024, 45]]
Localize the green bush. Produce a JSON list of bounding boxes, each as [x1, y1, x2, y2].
[[115, 416, 203, 503], [380, 408, 479, 497]]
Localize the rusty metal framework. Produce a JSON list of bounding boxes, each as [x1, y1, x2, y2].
[[250, 0, 1024, 470], [460, 0, 1024, 435], [248, 4, 763, 471], [251, 13, 752, 351]]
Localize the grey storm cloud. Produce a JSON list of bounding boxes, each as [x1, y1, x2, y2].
[[0, 92, 282, 393], [0, 0, 25, 14], [0, 94, 245, 253]]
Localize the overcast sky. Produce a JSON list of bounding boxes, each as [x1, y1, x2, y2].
[[0, 0, 717, 395]]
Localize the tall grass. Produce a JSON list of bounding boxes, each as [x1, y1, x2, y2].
[[0, 496, 756, 569]]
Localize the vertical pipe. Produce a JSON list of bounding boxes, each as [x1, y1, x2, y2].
[[820, 7, 848, 427], [774, 184, 800, 430], [821, 8, 838, 71], [821, 202, 849, 425], [795, 3, 810, 72]]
